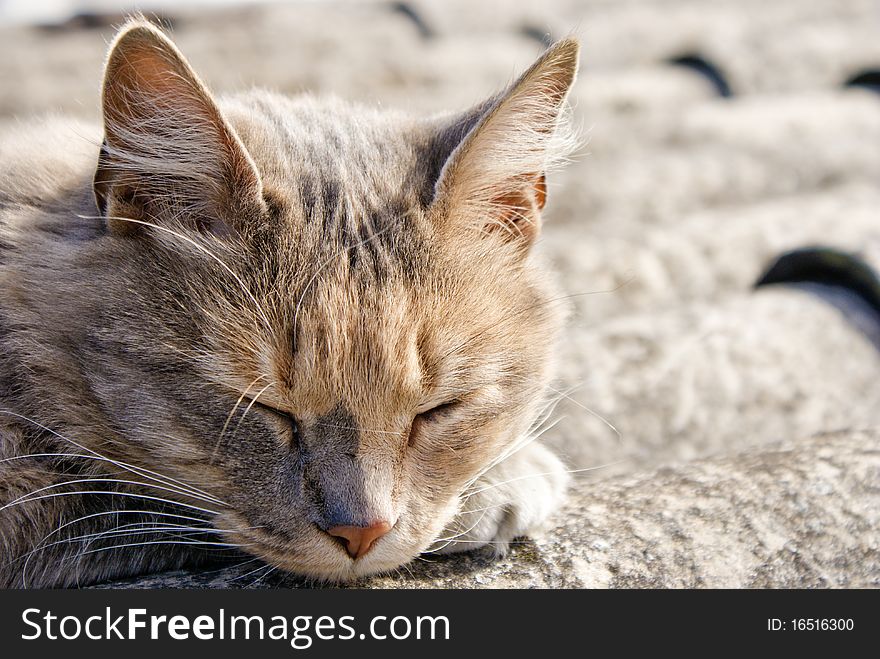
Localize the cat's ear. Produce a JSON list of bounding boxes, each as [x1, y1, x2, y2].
[[431, 39, 579, 253], [93, 21, 264, 237]]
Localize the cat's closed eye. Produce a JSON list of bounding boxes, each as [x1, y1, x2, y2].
[[252, 401, 301, 446], [409, 400, 462, 446], [419, 400, 461, 421]]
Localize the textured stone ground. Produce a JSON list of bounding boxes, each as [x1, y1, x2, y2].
[[1, 0, 879, 587], [99, 431, 880, 588]]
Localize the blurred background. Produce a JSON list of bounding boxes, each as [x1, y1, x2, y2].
[[2, 0, 880, 478]]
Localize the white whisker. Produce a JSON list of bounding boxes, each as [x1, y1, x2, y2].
[[211, 373, 269, 462], [428, 507, 491, 552], [245, 565, 277, 588], [0, 409, 228, 506], [0, 489, 221, 517], [546, 385, 621, 442], [462, 460, 625, 501], [73, 539, 245, 559], [1, 477, 222, 515], [231, 381, 276, 437]]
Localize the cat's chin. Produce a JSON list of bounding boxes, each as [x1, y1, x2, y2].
[[251, 542, 423, 584], [221, 519, 426, 584]]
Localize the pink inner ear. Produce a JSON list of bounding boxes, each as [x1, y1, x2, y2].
[[118, 47, 179, 96], [97, 25, 265, 235], [108, 43, 220, 131], [104, 39, 231, 156], [486, 172, 546, 244], [535, 173, 547, 210]]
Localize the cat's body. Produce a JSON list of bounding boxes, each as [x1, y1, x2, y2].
[[0, 21, 577, 587]]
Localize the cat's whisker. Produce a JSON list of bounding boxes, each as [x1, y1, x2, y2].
[[458, 413, 566, 497], [454, 500, 509, 516], [461, 460, 626, 501], [427, 536, 469, 554], [524, 394, 566, 437], [8, 509, 212, 570], [455, 381, 606, 503], [0, 453, 226, 510], [1, 476, 223, 515], [229, 561, 273, 583], [19, 509, 238, 585], [0, 489, 222, 518], [36, 508, 211, 547], [24, 524, 226, 567], [19, 530, 248, 588], [0, 452, 108, 466], [246, 565, 277, 588], [231, 381, 276, 437], [515, 391, 573, 445], [60, 523, 256, 571], [211, 373, 269, 462], [0, 409, 228, 506], [454, 380, 592, 499], [71, 539, 247, 560], [427, 508, 491, 552], [69, 523, 243, 544], [429, 538, 533, 546], [479, 417, 564, 486], [204, 556, 263, 577], [546, 384, 621, 442]]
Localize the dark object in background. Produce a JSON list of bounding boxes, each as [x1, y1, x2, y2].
[[845, 70, 880, 95], [669, 53, 733, 98], [520, 24, 554, 47], [390, 2, 434, 40], [756, 246, 880, 318]]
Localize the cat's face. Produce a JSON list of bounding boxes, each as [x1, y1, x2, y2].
[[87, 22, 577, 581], [195, 193, 561, 580]]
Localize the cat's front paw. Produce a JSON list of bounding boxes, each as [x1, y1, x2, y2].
[[433, 442, 570, 556]]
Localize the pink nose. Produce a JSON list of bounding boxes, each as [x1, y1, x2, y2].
[[327, 521, 393, 559]]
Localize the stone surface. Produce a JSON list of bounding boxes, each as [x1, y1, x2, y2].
[[104, 430, 880, 588]]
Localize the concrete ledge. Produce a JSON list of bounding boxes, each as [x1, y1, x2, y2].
[[103, 429, 880, 588]]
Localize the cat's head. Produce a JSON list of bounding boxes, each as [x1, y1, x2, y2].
[[87, 21, 578, 581]]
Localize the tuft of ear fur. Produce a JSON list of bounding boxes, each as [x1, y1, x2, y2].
[[94, 19, 264, 237], [432, 39, 580, 252]]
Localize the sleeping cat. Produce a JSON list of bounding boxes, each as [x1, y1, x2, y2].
[[0, 20, 578, 587]]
